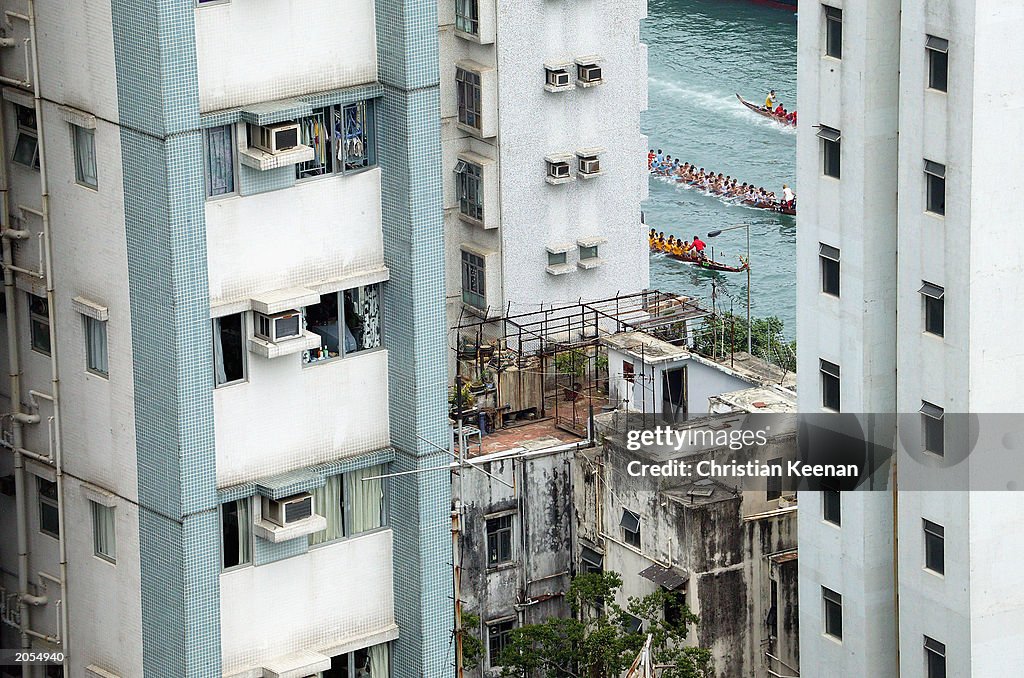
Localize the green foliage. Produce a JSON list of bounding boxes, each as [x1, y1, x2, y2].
[[554, 349, 589, 379], [461, 612, 484, 670], [694, 313, 796, 373], [498, 572, 713, 678], [449, 382, 475, 409]]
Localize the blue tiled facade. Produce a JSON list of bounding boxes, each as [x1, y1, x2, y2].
[[375, 0, 453, 675], [110, 0, 450, 674], [111, 1, 219, 676]]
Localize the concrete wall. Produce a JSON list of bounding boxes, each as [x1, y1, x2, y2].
[[220, 529, 396, 675], [195, 0, 378, 112]]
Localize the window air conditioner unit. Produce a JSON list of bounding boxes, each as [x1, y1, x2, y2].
[[250, 122, 300, 154], [547, 69, 570, 88], [548, 161, 570, 179], [254, 310, 302, 343], [262, 493, 314, 527], [578, 64, 602, 83], [579, 156, 601, 175]]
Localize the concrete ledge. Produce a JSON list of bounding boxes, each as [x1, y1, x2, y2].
[[254, 514, 327, 544], [261, 650, 331, 678], [248, 331, 322, 359]]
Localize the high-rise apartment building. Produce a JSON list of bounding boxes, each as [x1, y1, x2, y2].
[[797, 1, 1024, 675], [0, 1, 450, 677], [439, 0, 650, 330]]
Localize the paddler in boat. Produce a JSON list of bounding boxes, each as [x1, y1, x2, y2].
[[765, 90, 777, 111], [691, 235, 707, 260], [657, 232, 667, 251], [782, 184, 796, 209], [647, 149, 655, 169], [648, 228, 657, 248]]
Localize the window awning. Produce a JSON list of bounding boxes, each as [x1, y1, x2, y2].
[[919, 281, 945, 299], [819, 243, 840, 261], [924, 160, 945, 178], [581, 546, 604, 567], [920, 401, 944, 420], [816, 126, 841, 142], [639, 563, 689, 591], [926, 35, 949, 53], [620, 508, 640, 533]]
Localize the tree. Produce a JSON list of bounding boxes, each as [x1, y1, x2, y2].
[[498, 572, 713, 678], [693, 313, 796, 373]]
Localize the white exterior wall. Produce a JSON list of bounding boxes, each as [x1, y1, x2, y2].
[[220, 529, 396, 675], [796, 0, 901, 675], [195, 0, 378, 112]]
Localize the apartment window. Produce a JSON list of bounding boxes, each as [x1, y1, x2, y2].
[[580, 546, 603, 574], [925, 160, 945, 215], [461, 250, 486, 309], [12, 104, 39, 170], [822, 481, 841, 525], [72, 125, 98, 189], [620, 508, 641, 548], [204, 124, 235, 197], [924, 519, 944, 574], [926, 36, 949, 92], [664, 591, 687, 626], [304, 285, 383, 364], [925, 636, 946, 678], [822, 587, 843, 640], [454, 159, 483, 223], [818, 126, 841, 178], [623, 361, 635, 383], [622, 613, 643, 633], [819, 243, 840, 296], [486, 514, 513, 565], [295, 101, 376, 179], [84, 316, 108, 377], [29, 294, 50, 356], [824, 5, 842, 59], [37, 478, 59, 538], [323, 645, 390, 677], [766, 457, 783, 500], [920, 281, 944, 337], [921, 401, 944, 456], [309, 465, 385, 545], [820, 359, 840, 411], [212, 313, 246, 387], [91, 502, 116, 563], [487, 620, 514, 668], [221, 499, 252, 569], [579, 244, 599, 261], [455, 0, 479, 35], [456, 67, 483, 130]]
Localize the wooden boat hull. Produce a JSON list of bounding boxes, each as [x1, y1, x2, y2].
[[736, 93, 796, 127], [650, 170, 798, 216], [650, 246, 749, 273]]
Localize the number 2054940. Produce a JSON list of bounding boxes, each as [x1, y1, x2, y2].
[[0, 649, 65, 665]]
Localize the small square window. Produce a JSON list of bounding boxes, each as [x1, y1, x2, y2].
[[820, 243, 840, 296], [547, 251, 567, 266], [820, 359, 840, 411], [579, 244, 599, 260], [824, 5, 842, 59], [925, 161, 945, 215], [925, 636, 946, 678], [822, 481, 841, 526], [620, 508, 641, 548], [822, 586, 843, 640], [91, 501, 116, 563], [923, 519, 944, 574], [926, 36, 949, 92], [487, 620, 514, 668], [920, 282, 944, 337], [72, 125, 98, 189], [921, 401, 944, 456], [85, 316, 108, 377], [580, 546, 603, 574], [486, 514, 513, 565], [37, 477, 59, 538], [29, 294, 50, 356]]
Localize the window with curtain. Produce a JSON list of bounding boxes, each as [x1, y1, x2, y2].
[[305, 285, 382, 365], [309, 475, 345, 546], [322, 643, 389, 677], [456, 67, 482, 130], [455, 0, 479, 35], [212, 313, 245, 386], [85, 316, 108, 377], [72, 124, 98, 189], [204, 124, 235, 197], [346, 464, 384, 534], [221, 499, 252, 569], [343, 285, 381, 354], [91, 501, 116, 563]]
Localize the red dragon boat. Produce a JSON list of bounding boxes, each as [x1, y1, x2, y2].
[[649, 243, 749, 273], [736, 93, 796, 127]]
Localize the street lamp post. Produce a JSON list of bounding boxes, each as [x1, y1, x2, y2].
[[707, 224, 751, 356]]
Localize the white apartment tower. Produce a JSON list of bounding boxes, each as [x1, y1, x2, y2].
[[797, 1, 1024, 676], [0, 1, 451, 677], [439, 0, 650, 331]]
